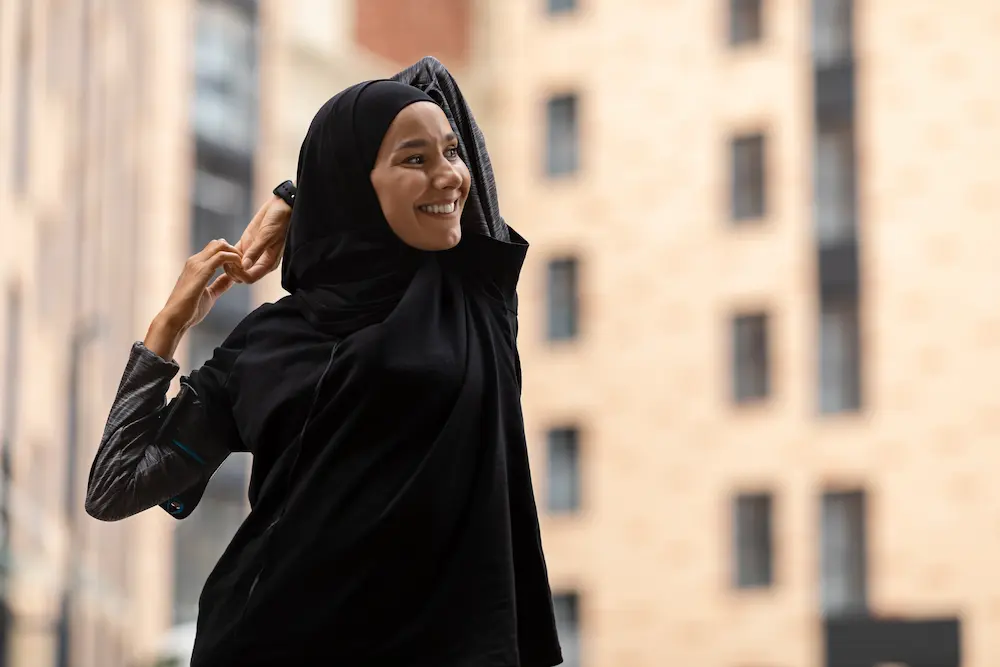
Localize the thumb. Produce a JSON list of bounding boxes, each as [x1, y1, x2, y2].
[[243, 247, 280, 282], [241, 228, 272, 270]]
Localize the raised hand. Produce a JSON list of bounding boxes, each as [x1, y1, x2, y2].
[[225, 195, 293, 284]]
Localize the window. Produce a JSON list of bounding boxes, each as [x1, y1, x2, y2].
[[546, 94, 579, 177], [819, 298, 860, 413], [193, 1, 258, 153], [547, 258, 579, 341], [820, 490, 867, 616], [732, 313, 769, 402], [812, 0, 853, 67], [815, 125, 857, 246], [731, 134, 766, 221], [547, 0, 577, 15], [2, 284, 22, 439], [733, 493, 773, 588], [729, 0, 762, 46], [547, 428, 580, 513], [553, 592, 581, 667]]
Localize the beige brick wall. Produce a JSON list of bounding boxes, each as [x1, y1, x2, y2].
[[477, 0, 1000, 665], [858, 2, 1000, 665]]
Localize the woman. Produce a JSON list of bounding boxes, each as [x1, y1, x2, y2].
[[86, 57, 563, 667]]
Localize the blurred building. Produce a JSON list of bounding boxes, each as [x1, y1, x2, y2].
[[0, 0, 189, 664], [3, 0, 998, 666], [495, 1, 997, 666]]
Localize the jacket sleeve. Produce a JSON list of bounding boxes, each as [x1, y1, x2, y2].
[[85, 342, 238, 522]]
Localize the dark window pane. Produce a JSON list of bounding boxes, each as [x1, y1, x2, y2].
[[547, 428, 580, 513], [547, 258, 579, 341], [731, 134, 766, 221], [3, 284, 23, 440], [819, 297, 860, 413], [820, 490, 867, 616], [547, 0, 577, 15], [815, 125, 857, 245], [732, 313, 769, 402], [554, 592, 581, 667], [729, 0, 762, 46], [812, 0, 853, 66], [546, 94, 579, 176], [193, 1, 258, 153], [733, 493, 773, 588]]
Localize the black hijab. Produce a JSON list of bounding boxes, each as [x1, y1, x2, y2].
[[280, 79, 437, 335], [185, 59, 562, 667]]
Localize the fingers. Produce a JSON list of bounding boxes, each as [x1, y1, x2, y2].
[[241, 210, 276, 270], [224, 263, 252, 284], [243, 247, 280, 282], [207, 272, 236, 300], [193, 238, 240, 263], [186, 240, 246, 282], [244, 204, 291, 270], [241, 233, 270, 272], [204, 253, 244, 285]]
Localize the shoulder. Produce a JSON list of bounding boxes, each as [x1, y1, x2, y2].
[[219, 296, 311, 351], [189, 297, 310, 390]]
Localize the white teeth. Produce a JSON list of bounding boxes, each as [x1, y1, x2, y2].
[[419, 201, 456, 214]]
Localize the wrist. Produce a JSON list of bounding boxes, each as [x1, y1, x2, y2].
[[272, 180, 296, 209], [144, 311, 188, 361], [153, 309, 188, 335], [273, 197, 292, 215]]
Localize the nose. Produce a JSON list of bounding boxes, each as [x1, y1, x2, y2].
[[432, 158, 463, 191]]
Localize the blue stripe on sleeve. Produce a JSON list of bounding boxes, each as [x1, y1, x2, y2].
[[171, 439, 206, 465]]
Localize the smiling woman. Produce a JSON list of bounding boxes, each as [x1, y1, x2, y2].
[[370, 100, 470, 251], [85, 58, 563, 667]]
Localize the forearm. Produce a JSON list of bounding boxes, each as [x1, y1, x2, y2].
[[86, 342, 229, 521]]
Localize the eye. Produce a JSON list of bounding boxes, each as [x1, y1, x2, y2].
[[404, 154, 425, 165], [444, 146, 459, 159]]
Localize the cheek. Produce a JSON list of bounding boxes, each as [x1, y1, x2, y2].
[[374, 173, 420, 218], [458, 163, 472, 198]]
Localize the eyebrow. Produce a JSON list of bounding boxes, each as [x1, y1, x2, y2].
[[394, 132, 458, 151]]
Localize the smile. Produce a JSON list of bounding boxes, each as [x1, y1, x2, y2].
[[417, 200, 458, 215]]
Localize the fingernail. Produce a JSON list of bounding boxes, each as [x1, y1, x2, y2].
[[242, 257, 253, 270]]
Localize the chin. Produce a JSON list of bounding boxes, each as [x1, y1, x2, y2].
[[426, 227, 462, 251]]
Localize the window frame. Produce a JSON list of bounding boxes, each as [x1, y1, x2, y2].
[[545, 93, 581, 178], [546, 0, 578, 16], [728, 0, 763, 47], [553, 591, 581, 667], [730, 132, 767, 222], [731, 312, 770, 403], [546, 427, 581, 514], [546, 257, 580, 342], [732, 492, 774, 589], [820, 489, 867, 616]]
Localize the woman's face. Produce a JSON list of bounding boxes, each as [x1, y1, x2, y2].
[[370, 102, 470, 251]]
